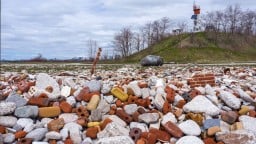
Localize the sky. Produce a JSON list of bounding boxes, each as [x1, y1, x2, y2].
[[1, 0, 256, 60]]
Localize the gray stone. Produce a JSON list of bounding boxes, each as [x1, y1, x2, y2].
[[0, 102, 16, 115], [128, 81, 142, 97], [219, 91, 241, 109], [96, 136, 134, 144], [236, 88, 255, 103], [97, 122, 129, 138], [183, 95, 220, 116], [6, 93, 27, 107], [16, 118, 34, 128], [178, 120, 201, 136], [3, 133, 15, 143], [216, 130, 256, 144], [66, 96, 76, 107], [140, 55, 163, 66], [90, 109, 102, 121], [59, 113, 78, 124], [101, 83, 112, 94], [130, 122, 148, 132], [138, 113, 159, 124], [203, 119, 221, 129], [64, 122, 82, 144], [84, 80, 101, 92], [239, 115, 256, 132], [141, 88, 150, 99], [36, 73, 60, 99], [26, 128, 48, 141], [161, 112, 177, 125], [104, 115, 127, 127], [45, 131, 62, 140], [14, 105, 38, 118], [0, 116, 17, 127], [176, 136, 204, 144], [153, 93, 165, 110], [97, 98, 110, 114], [124, 104, 138, 115]]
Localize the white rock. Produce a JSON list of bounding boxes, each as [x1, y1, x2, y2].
[[183, 95, 220, 116], [66, 96, 76, 106], [154, 93, 165, 110], [24, 123, 35, 133], [206, 95, 218, 105], [161, 112, 177, 125], [156, 86, 165, 95], [141, 88, 150, 99], [130, 122, 149, 132], [138, 113, 159, 124], [0, 102, 16, 115], [178, 120, 201, 136], [96, 136, 134, 144], [104, 95, 115, 104], [16, 118, 34, 128], [60, 128, 69, 141], [104, 115, 127, 127], [239, 115, 256, 132], [84, 80, 101, 92], [0, 116, 17, 127], [219, 91, 241, 109], [3, 133, 15, 143], [61, 86, 71, 97], [155, 78, 165, 87], [205, 84, 216, 96], [97, 122, 129, 138], [26, 128, 48, 141], [59, 113, 78, 123], [36, 73, 60, 99], [97, 98, 110, 114], [149, 120, 161, 129], [176, 136, 204, 144], [63, 77, 76, 88], [124, 104, 138, 115], [64, 122, 82, 144], [45, 131, 62, 140], [128, 81, 142, 97], [236, 88, 255, 102], [220, 121, 230, 133], [195, 87, 205, 95], [149, 89, 156, 97], [101, 83, 112, 94], [32, 142, 49, 144]]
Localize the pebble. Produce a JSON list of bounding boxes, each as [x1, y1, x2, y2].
[[45, 131, 62, 140], [60, 86, 71, 97], [59, 113, 78, 123], [0, 102, 16, 115], [3, 133, 15, 143], [14, 105, 38, 118], [97, 136, 134, 144], [178, 120, 201, 136], [0, 116, 17, 127], [219, 91, 241, 109], [124, 104, 138, 115], [138, 113, 159, 124], [36, 73, 60, 99], [176, 136, 204, 144], [203, 119, 220, 129], [97, 122, 129, 138], [25, 128, 48, 141], [183, 96, 220, 116], [84, 80, 101, 92], [239, 115, 256, 132], [5, 92, 27, 107], [16, 118, 34, 128], [1, 66, 256, 144]]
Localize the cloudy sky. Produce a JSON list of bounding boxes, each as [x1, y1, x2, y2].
[[1, 0, 256, 60]]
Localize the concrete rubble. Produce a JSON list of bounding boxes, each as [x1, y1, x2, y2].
[[0, 65, 256, 144]]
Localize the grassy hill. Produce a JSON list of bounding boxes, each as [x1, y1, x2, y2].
[[121, 32, 256, 63]]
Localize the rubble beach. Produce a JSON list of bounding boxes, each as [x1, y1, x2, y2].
[[0, 64, 256, 144]]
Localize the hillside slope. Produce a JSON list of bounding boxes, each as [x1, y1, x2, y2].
[[122, 32, 256, 63]]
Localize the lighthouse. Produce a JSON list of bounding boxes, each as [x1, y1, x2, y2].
[[191, 1, 201, 32]]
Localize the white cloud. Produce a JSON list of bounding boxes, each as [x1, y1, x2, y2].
[[1, 0, 256, 60]]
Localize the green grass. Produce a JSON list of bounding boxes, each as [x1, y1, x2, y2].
[[122, 32, 256, 63]]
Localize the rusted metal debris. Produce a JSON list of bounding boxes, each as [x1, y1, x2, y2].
[[90, 48, 102, 75]]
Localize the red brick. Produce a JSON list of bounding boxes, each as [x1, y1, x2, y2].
[[149, 128, 170, 142], [163, 121, 183, 138], [28, 97, 49, 107], [15, 131, 27, 139], [60, 101, 72, 113], [0, 125, 6, 134]]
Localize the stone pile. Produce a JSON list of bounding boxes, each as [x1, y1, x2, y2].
[[0, 65, 256, 144]]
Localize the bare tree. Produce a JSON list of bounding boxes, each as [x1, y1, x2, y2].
[[113, 27, 134, 57], [87, 39, 97, 60], [159, 17, 171, 38], [133, 32, 142, 52]]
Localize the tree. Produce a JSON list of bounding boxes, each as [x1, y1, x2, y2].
[[113, 27, 134, 57], [87, 39, 98, 60]]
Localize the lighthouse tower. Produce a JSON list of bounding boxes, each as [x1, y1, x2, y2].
[[191, 1, 201, 32]]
